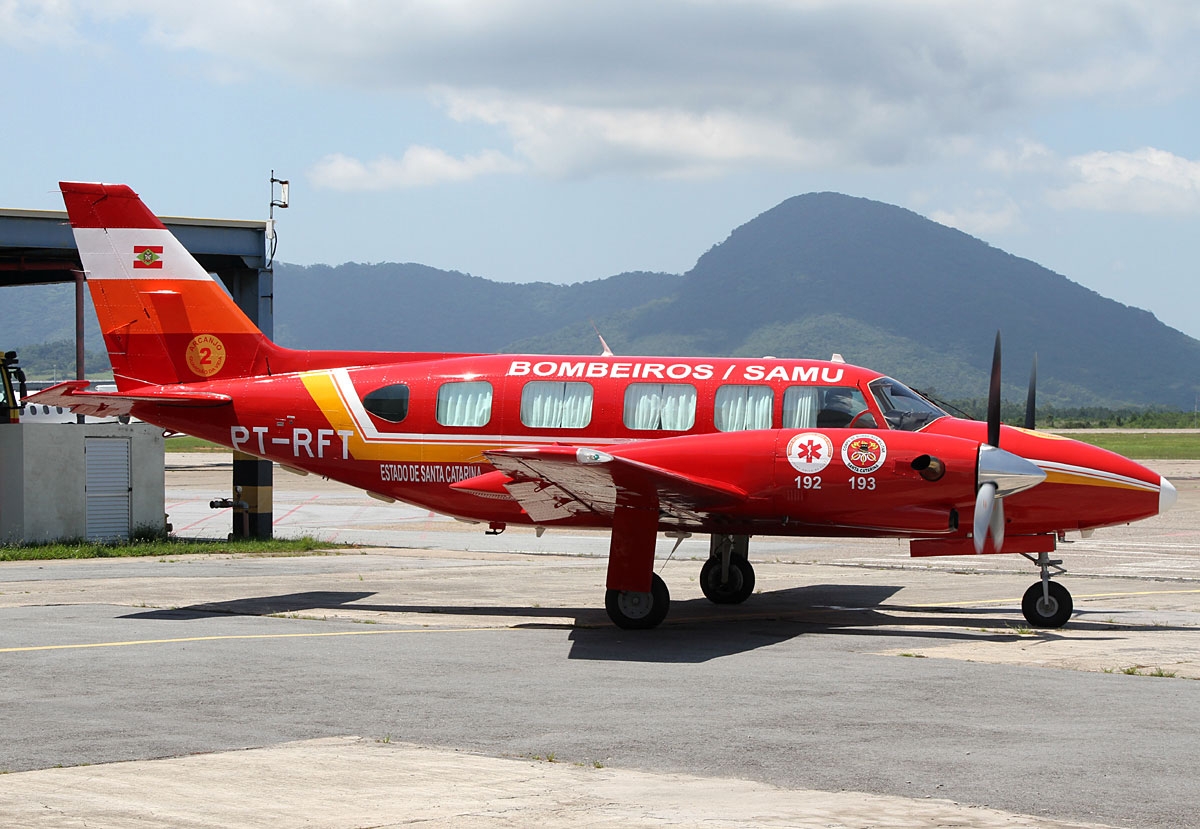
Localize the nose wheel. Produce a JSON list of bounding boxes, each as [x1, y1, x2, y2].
[[1021, 552, 1073, 628], [1022, 581, 1072, 628]]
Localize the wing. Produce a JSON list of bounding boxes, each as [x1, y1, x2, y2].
[[455, 445, 747, 524], [24, 380, 232, 417]]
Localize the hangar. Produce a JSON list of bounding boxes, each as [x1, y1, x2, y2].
[[0, 200, 275, 540]]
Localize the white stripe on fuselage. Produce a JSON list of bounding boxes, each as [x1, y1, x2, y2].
[[327, 368, 626, 446]]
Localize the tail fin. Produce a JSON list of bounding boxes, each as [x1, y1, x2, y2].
[[60, 181, 270, 388]]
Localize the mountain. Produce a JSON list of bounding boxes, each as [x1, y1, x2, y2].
[[511, 194, 1200, 408], [8, 193, 1198, 408]]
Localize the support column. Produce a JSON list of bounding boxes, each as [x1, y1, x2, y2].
[[221, 264, 274, 539], [232, 451, 273, 539]]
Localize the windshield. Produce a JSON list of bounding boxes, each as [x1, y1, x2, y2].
[[868, 377, 947, 431]]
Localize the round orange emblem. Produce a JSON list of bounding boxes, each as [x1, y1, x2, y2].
[[185, 334, 227, 377]]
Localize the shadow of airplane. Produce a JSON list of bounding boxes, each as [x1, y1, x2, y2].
[[118, 582, 1158, 663]]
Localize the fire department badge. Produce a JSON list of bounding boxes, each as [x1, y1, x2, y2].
[[786, 432, 833, 474], [841, 433, 886, 475]]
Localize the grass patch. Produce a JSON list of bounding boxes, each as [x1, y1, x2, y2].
[[0, 535, 338, 561], [1064, 432, 1200, 459], [165, 435, 227, 452]]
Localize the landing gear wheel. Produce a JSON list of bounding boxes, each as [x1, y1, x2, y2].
[[605, 573, 670, 630], [699, 556, 756, 604], [1021, 581, 1073, 628]]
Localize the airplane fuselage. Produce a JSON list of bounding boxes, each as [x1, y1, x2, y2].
[[132, 352, 1165, 548]]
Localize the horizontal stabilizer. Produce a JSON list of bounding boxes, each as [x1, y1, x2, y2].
[[24, 380, 232, 417]]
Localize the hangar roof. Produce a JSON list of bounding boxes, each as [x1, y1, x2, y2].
[[0, 207, 268, 287]]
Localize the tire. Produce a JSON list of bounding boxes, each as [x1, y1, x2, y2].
[[605, 573, 671, 630], [1021, 581, 1073, 628], [699, 556, 756, 604]]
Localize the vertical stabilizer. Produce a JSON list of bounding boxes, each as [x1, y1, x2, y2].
[[60, 181, 269, 388]]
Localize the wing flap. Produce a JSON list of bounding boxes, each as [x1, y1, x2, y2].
[[24, 380, 232, 417], [480, 445, 747, 522]]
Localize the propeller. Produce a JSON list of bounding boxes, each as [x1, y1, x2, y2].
[[973, 332, 1046, 554]]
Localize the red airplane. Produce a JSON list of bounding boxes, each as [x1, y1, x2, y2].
[[31, 181, 1176, 630]]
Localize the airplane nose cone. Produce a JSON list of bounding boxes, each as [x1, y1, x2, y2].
[[1160, 476, 1178, 514]]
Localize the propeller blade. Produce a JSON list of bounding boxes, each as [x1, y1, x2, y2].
[[973, 481, 997, 554], [989, 497, 1005, 551], [987, 331, 1002, 447], [1024, 353, 1037, 431]]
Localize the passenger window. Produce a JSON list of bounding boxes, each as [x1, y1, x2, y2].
[[436, 381, 493, 427], [714, 384, 773, 431], [783, 387, 818, 428], [362, 384, 410, 423], [521, 381, 593, 428], [624, 383, 697, 431]]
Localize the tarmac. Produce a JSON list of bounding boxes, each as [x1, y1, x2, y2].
[[1, 454, 1198, 828]]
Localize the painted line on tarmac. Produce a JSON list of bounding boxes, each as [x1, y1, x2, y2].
[[912, 587, 1200, 609], [0, 626, 507, 654], [273, 494, 321, 525]]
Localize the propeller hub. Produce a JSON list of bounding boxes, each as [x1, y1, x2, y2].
[[977, 444, 1046, 496]]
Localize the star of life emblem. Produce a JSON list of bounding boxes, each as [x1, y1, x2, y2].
[[786, 432, 833, 474]]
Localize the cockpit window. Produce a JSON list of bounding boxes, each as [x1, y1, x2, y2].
[[868, 378, 947, 431]]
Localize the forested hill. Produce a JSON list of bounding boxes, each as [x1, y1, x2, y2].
[[273, 193, 1199, 408], [273, 265, 682, 353], [509, 193, 1200, 408]]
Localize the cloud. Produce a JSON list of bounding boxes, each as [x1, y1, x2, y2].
[[60, 1, 1200, 184], [0, 0, 81, 47], [984, 140, 1055, 175], [309, 147, 522, 190], [439, 92, 832, 179], [1048, 148, 1200, 213], [929, 196, 1023, 237]]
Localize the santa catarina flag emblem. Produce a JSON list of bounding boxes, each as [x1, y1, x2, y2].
[[133, 245, 164, 269]]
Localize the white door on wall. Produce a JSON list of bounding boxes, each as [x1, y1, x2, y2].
[[85, 437, 131, 540]]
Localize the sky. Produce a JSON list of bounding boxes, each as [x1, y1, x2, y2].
[[4, 1, 1200, 338]]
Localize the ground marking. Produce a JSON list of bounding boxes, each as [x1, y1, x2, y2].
[[0, 626, 506, 654]]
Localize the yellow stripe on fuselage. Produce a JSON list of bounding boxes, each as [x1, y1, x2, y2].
[[300, 371, 495, 463], [1040, 468, 1157, 493]]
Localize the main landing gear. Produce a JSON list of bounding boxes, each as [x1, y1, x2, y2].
[[1020, 551, 1073, 628], [603, 533, 757, 630], [605, 573, 670, 630]]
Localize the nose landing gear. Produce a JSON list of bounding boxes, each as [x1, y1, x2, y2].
[[1020, 552, 1073, 628]]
